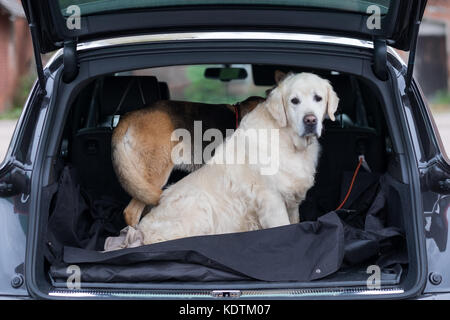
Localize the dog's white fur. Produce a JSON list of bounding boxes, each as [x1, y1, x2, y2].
[[137, 73, 339, 244]]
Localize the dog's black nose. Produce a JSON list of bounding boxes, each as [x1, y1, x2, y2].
[[303, 114, 317, 126]]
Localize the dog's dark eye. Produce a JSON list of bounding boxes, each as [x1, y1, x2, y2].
[[291, 97, 300, 105], [314, 95, 323, 102]]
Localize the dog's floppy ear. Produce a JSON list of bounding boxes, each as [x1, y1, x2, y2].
[[265, 86, 287, 127], [274, 70, 287, 84], [326, 82, 340, 121], [265, 71, 289, 96]]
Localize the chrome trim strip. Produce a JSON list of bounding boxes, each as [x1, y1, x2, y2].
[[77, 32, 374, 51], [48, 287, 404, 299]]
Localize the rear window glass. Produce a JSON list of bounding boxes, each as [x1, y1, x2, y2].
[[58, 0, 391, 17], [130, 64, 270, 105]]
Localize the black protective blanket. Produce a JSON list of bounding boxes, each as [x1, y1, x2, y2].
[[51, 213, 344, 282], [46, 166, 407, 283]]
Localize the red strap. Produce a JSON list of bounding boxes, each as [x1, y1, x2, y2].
[[336, 157, 364, 211], [234, 105, 239, 129]]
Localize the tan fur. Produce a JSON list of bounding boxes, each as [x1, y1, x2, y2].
[[112, 98, 262, 226]]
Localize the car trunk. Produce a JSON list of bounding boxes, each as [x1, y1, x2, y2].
[[13, 0, 428, 299], [27, 48, 423, 298]]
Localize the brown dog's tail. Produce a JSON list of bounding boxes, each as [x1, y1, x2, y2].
[[112, 109, 175, 206]]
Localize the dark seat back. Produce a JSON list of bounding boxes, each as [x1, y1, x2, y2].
[[299, 76, 388, 221], [299, 125, 386, 221], [99, 76, 161, 117], [158, 82, 170, 100], [71, 76, 162, 201]]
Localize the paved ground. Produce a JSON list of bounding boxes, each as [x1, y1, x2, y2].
[[0, 120, 17, 162], [433, 112, 450, 157], [0, 114, 449, 162]]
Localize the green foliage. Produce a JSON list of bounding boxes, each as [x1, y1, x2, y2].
[[432, 90, 450, 106], [183, 66, 235, 104], [430, 90, 450, 113], [0, 107, 23, 120], [183, 65, 266, 104], [0, 73, 36, 120]]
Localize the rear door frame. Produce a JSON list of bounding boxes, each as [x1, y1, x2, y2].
[[25, 34, 428, 299]]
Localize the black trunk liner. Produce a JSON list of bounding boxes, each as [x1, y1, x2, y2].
[[44, 166, 408, 284]]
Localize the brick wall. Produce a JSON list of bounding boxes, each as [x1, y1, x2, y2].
[[423, 0, 450, 92], [426, 0, 450, 20], [0, 9, 33, 113], [0, 12, 11, 112]]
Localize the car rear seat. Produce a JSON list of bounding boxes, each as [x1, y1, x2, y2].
[[71, 76, 163, 202], [158, 82, 170, 100]]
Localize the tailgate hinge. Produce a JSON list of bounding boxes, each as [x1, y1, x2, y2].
[[372, 37, 388, 81], [62, 39, 79, 83], [405, 18, 422, 91], [26, 0, 47, 96]]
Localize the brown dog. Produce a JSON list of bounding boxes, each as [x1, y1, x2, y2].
[[111, 96, 264, 226]]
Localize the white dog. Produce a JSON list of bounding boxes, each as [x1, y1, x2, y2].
[[127, 73, 339, 245]]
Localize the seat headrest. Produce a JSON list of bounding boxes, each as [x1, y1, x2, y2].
[[158, 82, 170, 100], [99, 76, 161, 117], [327, 76, 356, 117]]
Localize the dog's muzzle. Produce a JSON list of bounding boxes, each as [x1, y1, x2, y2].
[[302, 114, 318, 137]]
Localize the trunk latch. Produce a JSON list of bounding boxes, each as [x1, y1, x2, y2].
[[211, 290, 241, 298]]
